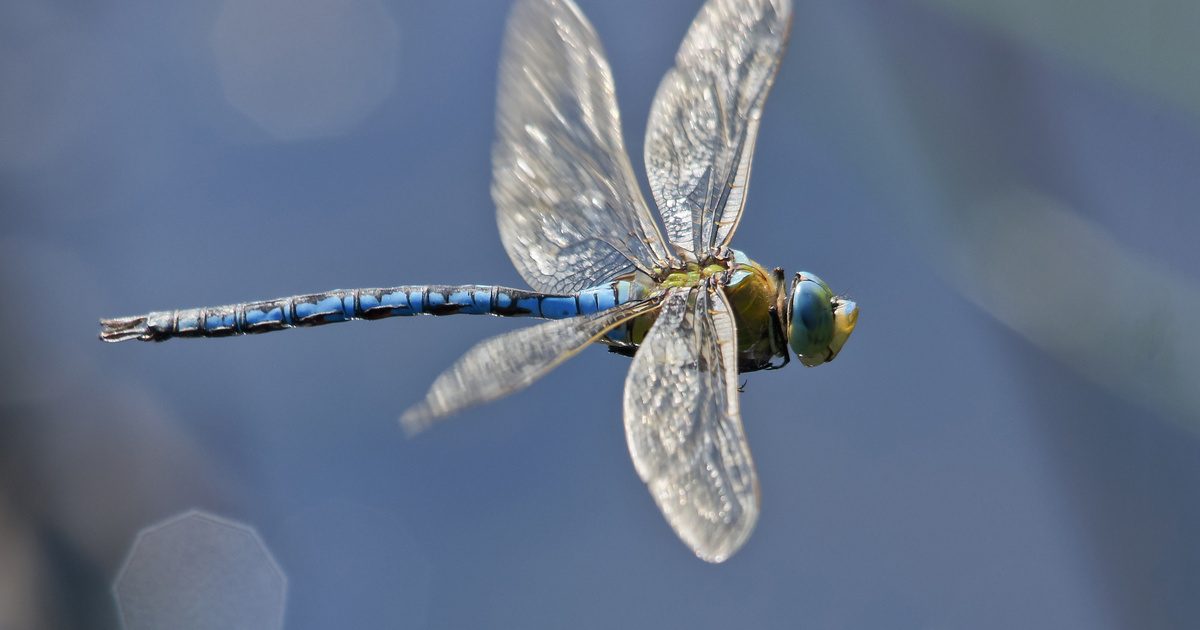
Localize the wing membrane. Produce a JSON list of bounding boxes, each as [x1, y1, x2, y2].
[[401, 296, 662, 433], [622, 282, 759, 562], [645, 0, 792, 256], [493, 0, 672, 293]]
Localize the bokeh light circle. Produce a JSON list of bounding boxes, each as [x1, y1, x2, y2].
[[113, 510, 287, 630]]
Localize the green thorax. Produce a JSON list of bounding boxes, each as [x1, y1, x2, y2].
[[610, 250, 785, 372], [660, 262, 727, 289]]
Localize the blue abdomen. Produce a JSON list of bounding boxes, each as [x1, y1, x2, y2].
[[101, 281, 647, 343]]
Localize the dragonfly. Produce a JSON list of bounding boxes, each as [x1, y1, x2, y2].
[[101, 0, 857, 562]]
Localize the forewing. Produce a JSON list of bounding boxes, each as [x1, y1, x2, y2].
[[493, 0, 671, 294], [645, 0, 792, 256], [401, 296, 662, 434], [622, 283, 759, 562]]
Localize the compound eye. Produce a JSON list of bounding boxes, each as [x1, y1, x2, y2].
[[788, 273, 834, 367]]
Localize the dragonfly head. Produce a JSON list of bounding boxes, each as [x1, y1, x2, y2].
[[785, 272, 858, 367]]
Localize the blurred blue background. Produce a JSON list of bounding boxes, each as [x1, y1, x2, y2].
[[2, 0, 1198, 628]]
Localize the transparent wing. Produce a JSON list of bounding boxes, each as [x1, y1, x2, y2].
[[622, 282, 759, 562], [493, 0, 672, 294], [645, 0, 792, 256], [401, 296, 662, 434]]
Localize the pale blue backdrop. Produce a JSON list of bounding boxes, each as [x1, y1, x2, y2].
[[2, 0, 1198, 628]]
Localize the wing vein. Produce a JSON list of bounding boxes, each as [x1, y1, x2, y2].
[[622, 282, 759, 562]]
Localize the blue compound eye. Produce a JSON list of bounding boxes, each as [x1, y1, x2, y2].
[[788, 272, 835, 367]]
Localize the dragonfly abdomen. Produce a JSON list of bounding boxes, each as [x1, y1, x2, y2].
[[100, 283, 637, 343]]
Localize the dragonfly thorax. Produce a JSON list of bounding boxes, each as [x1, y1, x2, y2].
[[660, 262, 728, 289], [610, 250, 790, 372]]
